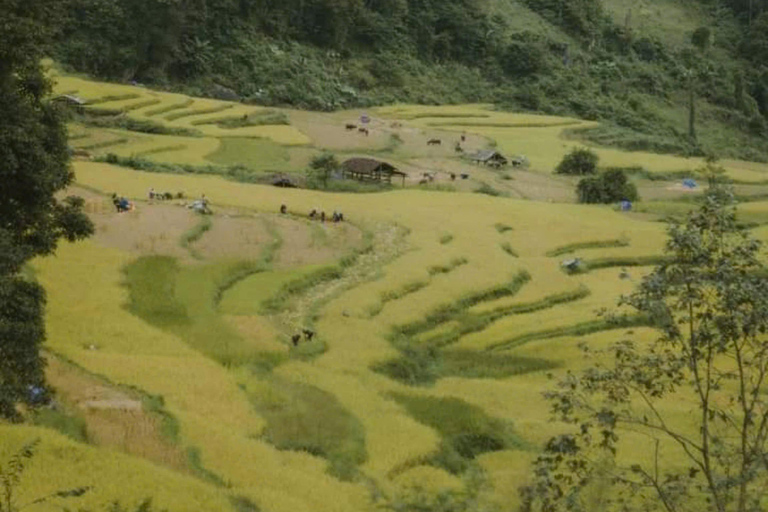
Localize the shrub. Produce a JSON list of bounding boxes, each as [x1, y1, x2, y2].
[[555, 147, 599, 175], [577, 168, 638, 204]]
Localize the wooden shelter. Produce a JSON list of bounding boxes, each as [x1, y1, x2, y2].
[[468, 150, 508, 168], [341, 158, 406, 186]]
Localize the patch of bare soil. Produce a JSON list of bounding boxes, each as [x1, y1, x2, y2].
[[272, 216, 364, 269], [45, 356, 188, 472], [191, 215, 272, 260], [89, 203, 199, 260]]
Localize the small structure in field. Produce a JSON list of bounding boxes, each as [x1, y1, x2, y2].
[[468, 150, 508, 168], [271, 174, 298, 188], [54, 94, 88, 106], [341, 158, 406, 186]]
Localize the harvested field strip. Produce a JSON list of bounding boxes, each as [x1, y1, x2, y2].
[[486, 314, 652, 351], [166, 105, 234, 122], [243, 377, 367, 480], [546, 238, 630, 257], [146, 99, 195, 117], [390, 394, 527, 475], [219, 266, 326, 316]]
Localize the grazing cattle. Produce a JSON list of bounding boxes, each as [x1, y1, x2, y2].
[[291, 334, 301, 346], [427, 139, 441, 146], [358, 127, 369, 136], [345, 124, 357, 131], [303, 329, 315, 341]]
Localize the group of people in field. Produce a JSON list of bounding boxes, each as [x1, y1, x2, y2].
[[280, 204, 346, 223]]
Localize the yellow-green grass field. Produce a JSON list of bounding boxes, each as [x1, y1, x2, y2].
[[375, 104, 768, 182], [12, 161, 681, 509], [9, 70, 768, 512]]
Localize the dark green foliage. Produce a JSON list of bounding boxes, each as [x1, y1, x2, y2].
[[692, 26, 712, 51], [391, 394, 526, 474], [32, 408, 89, 443], [373, 349, 559, 385], [524, 185, 768, 512], [247, 379, 367, 481], [556, 147, 599, 176], [308, 153, 339, 189], [576, 168, 638, 204], [0, 0, 93, 420], [546, 238, 629, 257]]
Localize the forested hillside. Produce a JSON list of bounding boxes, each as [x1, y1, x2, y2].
[[56, 0, 768, 159]]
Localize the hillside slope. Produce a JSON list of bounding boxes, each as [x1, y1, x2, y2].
[[55, 0, 768, 160]]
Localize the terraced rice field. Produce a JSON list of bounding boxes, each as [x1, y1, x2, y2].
[[8, 71, 768, 512]]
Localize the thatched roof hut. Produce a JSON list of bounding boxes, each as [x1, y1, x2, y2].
[[468, 150, 508, 168], [341, 158, 406, 185]]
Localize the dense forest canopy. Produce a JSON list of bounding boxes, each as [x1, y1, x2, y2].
[[55, 0, 768, 158]]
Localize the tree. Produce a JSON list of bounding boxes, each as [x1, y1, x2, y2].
[[308, 153, 340, 189], [0, 0, 93, 420], [576, 169, 638, 204], [556, 148, 599, 176], [521, 185, 768, 512]]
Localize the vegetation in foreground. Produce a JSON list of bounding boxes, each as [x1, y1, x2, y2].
[[523, 185, 768, 512]]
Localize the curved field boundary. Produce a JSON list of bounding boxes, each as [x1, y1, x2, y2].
[[123, 98, 163, 112], [145, 99, 195, 117], [486, 314, 651, 352], [546, 238, 630, 257], [393, 271, 532, 341], [88, 93, 142, 105], [165, 105, 234, 122], [418, 285, 591, 349], [368, 257, 469, 317], [569, 255, 669, 274]]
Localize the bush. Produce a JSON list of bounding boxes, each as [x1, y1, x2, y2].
[[577, 169, 638, 204], [556, 147, 599, 175]]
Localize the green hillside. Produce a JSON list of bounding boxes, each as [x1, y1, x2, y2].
[[55, 0, 768, 160]]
